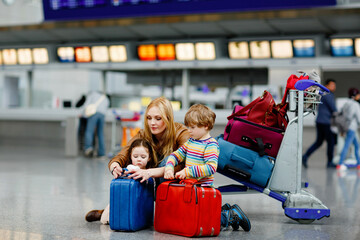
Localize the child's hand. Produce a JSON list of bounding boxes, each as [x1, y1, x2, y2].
[[164, 169, 174, 179], [175, 169, 186, 180]]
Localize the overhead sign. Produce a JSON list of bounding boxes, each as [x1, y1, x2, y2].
[[43, 0, 336, 21]]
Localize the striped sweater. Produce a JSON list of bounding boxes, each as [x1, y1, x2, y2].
[[165, 137, 219, 186]]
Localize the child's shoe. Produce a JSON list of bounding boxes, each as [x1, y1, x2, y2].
[[357, 165, 360, 170], [221, 203, 231, 211], [230, 204, 251, 232], [221, 203, 238, 230], [336, 164, 347, 171]]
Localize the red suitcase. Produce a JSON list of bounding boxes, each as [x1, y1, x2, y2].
[[154, 180, 221, 237]]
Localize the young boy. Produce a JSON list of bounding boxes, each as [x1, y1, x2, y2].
[[164, 103, 219, 186], [164, 104, 251, 231]]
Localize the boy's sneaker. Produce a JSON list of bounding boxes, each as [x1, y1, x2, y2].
[[221, 203, 231, 211], [230, 204, 251, 232]]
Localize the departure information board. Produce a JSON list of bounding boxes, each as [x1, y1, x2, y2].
[[43, 0, 336, 21]]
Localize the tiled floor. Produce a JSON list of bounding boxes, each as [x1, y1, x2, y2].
[[0, 127, 359, 240]]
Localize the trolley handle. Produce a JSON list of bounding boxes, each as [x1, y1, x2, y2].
[[294, 80, 329, 94]]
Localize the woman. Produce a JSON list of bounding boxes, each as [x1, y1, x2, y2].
[[337, 88, 360, 171], [85, 96, 190, 222]]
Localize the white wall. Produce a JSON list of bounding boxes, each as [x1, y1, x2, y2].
[[32, 69, 97, 108], [0, 0, 43, 27]]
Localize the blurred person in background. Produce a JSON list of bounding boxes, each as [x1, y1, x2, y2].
[[82, 91, 110, 160], [302, 79, 337, 168], [337, 88, 360, 171]]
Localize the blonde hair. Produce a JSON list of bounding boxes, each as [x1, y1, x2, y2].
[[184, 104, 216, 130], [144, 97, 176, 159]]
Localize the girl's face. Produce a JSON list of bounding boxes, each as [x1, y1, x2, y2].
[[131, 146, 150, 169], [147, 106, 166, 137]]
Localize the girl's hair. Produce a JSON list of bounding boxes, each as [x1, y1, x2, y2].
[[144, 97, 176, 159], [127, 138, 157, 168], [184, 104, 216, 130]]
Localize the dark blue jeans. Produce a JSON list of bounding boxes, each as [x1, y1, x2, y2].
[[84, 112, 105, 156], [304, 123, 335, 164]]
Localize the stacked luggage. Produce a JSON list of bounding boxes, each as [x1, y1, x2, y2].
[[218, 90, 289, 188]]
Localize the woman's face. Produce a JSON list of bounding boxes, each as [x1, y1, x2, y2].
[[131, 146, 149, 169], [147, 106, 166, 138]]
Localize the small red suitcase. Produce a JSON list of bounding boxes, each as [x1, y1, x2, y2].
[[154, 180, 221, 237]]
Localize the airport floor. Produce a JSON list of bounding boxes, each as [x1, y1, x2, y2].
[[0, 128, 360, 240]]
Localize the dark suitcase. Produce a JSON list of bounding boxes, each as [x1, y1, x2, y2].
[[224, 105, 284, 158], [109, 177, 154, 231], [154, 179, 221, 237], [217, 135, 275, 188]]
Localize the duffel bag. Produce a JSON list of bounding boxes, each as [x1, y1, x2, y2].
[[224, 105, 284, 158], [217, 135, 275, 188]]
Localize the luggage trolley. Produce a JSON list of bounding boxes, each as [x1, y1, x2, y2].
[[218, 80, 331, 224], [108, 109, 142, 158]]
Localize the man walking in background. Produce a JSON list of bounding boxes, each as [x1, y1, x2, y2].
[[302, 79, 337, 168]]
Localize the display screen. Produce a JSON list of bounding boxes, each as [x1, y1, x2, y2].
[[175, 43, 195, 61], [293, 39, 315, 57], [195, 42, 216, 60], [75, 46, 92, 62], [0, 50, 2, 65], [355, 38, 360, 57], [57, 47, 75, 62], [330, 38, 354, 57], [157, 44, 175, 61], [33, 48, 49, 64], [249, 41, 270, 59], [43, 0, 336, 21], [17, 48, 33, 65], [109, 45, 127, 62], [228, 41, 249, 59], [271, 40, 293, 58], [138, 45, 156, 61], [91, 46, 109, 63], [2, 49, 17, 65]]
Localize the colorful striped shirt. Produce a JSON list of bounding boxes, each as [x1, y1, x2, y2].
[[165, 137, 219, 186]]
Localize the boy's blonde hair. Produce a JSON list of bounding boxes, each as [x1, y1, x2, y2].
[[184, 104, 216, 130]]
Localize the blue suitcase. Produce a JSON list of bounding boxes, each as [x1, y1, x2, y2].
[[217, 135, 275, 188], [109, 176, 154, 231]]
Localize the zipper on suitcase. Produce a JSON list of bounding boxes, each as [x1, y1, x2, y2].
[[233, 117, 284, 133]]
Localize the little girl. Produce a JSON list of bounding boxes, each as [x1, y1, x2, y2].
[[100, 138, 157, 224]]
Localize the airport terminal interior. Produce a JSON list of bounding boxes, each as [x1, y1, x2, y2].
[[1, 0, 360, 239]]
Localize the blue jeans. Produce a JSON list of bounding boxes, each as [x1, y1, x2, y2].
[[339, 129, 360, 165], [84, 112, 105, 156]]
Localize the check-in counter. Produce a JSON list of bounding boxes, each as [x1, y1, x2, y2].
[[0, 108, 315, 157]]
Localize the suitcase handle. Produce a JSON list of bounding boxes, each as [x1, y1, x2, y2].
[[157, 180, 197, 203], [241, 136, 272, 157], [230, 151, 254, 168]]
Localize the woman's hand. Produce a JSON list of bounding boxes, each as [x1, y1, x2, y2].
[[110, 162, 123, 178], [164, 168, 174, 179], [127, 169, 151, 183], [175, 169, 186, 180]]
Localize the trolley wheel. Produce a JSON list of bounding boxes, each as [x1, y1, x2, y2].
[[296, 219, 315, 224]]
